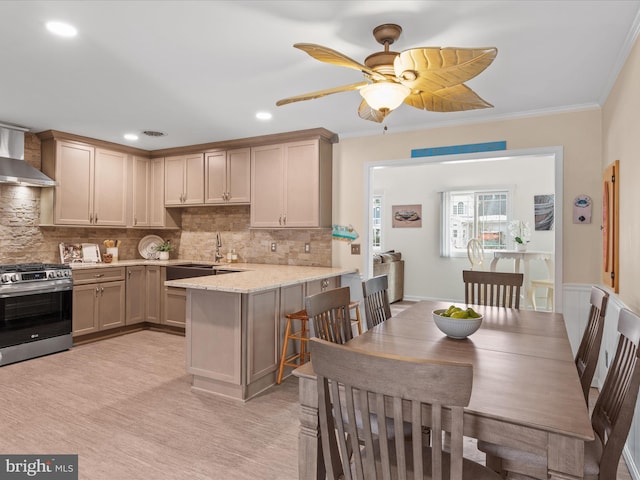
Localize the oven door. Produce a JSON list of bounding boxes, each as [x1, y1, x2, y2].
[[0, 281, 72, 349]]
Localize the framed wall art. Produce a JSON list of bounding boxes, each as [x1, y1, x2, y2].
[[392, 204, 422, 228]]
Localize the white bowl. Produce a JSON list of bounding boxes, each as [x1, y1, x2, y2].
[[432, 309, 483, 339]]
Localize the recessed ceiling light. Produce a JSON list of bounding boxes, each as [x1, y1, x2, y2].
[[124, 133, 139, 141], [46, 21, 78, 38], [256, 111, 272, 121]]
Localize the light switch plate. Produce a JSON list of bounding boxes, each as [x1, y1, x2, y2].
[[304, 243, 310, 253], [351, 243, 361, 255], [270, 242, 277, 252]]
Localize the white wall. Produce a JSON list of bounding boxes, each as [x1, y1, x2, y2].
[[372, 155, 555, 301]]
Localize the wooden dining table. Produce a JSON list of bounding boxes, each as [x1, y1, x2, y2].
[[293, 300, 594, 480]]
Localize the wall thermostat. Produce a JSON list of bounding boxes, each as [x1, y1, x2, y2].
[[573, 195, 592, 224]]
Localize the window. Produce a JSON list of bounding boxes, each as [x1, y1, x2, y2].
[[372, 195, 382, 252], [441, 189, 511, 256]]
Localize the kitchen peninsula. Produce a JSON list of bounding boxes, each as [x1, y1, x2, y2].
[[165, 263, 357, 401]]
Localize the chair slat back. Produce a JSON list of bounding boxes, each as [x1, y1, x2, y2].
[[362, 275, 392, 330], [305, 287, 354, 345], [310, 337, 473, 480], [467, 239, 485, 270], [463, 270, 524, 308], [591, 308, 640, 479], [575, 286, 609, 404]]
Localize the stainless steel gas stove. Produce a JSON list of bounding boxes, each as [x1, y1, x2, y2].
[[0, 263, 72, 366]]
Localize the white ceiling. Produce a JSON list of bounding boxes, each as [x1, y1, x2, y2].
[[1, 1, 640, 151]]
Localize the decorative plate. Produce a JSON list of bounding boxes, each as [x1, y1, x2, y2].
[[138, 235, 164, 260]]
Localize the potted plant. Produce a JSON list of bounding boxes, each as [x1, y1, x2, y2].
[[509, 220, 530, 251], [154, 240, 174, 260]]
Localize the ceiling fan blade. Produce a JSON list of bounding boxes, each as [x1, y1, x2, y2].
[[276, 82, 369, 106], [294, 43, 387, 81], [357, 100, 389, 123], [404, 84, 493, 112], [394, 47, 497, 92]]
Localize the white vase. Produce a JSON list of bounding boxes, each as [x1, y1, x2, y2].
[[158, 251, 170, 260], [516, 243, 527, 252]]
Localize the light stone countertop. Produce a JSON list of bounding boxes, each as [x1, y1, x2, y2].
[[69, 260, 358, 294], [164, 263, 358, 294]]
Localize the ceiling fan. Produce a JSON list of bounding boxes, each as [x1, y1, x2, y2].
[[276, 24, 497, 123]]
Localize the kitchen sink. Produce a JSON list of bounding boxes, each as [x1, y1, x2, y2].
[[166, 264, 242, 281]]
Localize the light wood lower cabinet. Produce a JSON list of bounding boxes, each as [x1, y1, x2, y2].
[[145, 265, 162, 324], [164, 287, 186, 327], [72, 267, 126, 336], [125, 266, 146, 325]]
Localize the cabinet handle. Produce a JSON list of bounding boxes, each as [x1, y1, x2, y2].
[[128, 270, 132, 278], [94, 214, 98, 223], [89, 214, 93, 223], [279, 215, 282, 225], [95, 286, 99, 297], [134, 217, 137, 226], [283, 214, 287, 225], [94, 274, 104, 278], [100, 286, 104, 296]]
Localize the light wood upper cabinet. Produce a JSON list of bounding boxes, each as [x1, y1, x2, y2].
[[131, 155, 150, 227], [205, 148, 251, 204], [250, 139, 332, 228], [40, 140, 127, 226], [164, 153, 204, 206], [51, 141, 94, 225]]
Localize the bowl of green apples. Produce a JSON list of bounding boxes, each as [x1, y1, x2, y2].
[[432, 305, 483, 339]]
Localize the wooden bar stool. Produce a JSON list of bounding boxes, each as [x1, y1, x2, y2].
[[276, 301, 361, 385]]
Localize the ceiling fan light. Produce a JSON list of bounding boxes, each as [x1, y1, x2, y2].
[[360, 82, 410, 112]]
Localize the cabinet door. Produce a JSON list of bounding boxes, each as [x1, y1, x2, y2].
[[99, 280, 126, 330], [251, 144, 284, 227], [164, 156, 185, 205], [247, 289, 279, 383], [148, 158, 166, 226], [132, 156, 149, 227], [284, 140, 319, 227], [183, 153, 205, 204], [227, 148, 251, 204], [94, 148, 127, 226], [72, 284, 99, 336], [126, 266, 146, 325], [205, 151, 227, 204], [164, 287, 186, 327], [55, 141, 94, 225], [145, 265, 162, 324]]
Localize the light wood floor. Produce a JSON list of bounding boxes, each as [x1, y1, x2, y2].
[[0, 324, 633, 479], [0, 331, 300, 479]]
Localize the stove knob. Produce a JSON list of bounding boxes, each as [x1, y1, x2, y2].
[[10, 274, 18, 283], [56, 271, 63, 277], [64, 270, 71, 277], [1, 274, 8, 283], [48, 272, 55, 278]]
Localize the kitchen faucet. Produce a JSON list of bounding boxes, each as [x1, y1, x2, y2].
[[214, 232, 224, 263]]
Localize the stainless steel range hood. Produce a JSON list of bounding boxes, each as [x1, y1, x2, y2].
[[0, 123, 55, 187]]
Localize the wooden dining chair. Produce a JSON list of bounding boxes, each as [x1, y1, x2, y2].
[[305, 286, 354, 345], [310, 338, 501, 480], [361, 275, 392, 330], [575, 286, 609, 405], [462, 270, 524, 308], [478, 307, 640, 480]]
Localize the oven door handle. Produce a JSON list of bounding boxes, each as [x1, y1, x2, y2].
[[0, 281, 73, 298]]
